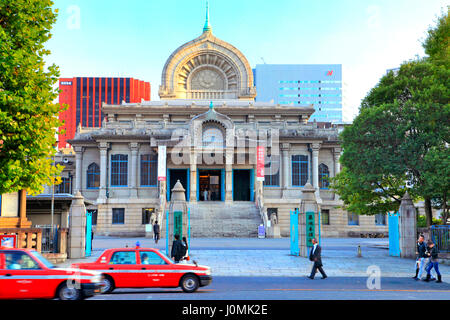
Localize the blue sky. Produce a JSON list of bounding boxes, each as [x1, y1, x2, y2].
[[46, 0, 448, 121]]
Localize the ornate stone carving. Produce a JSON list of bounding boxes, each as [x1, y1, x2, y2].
[[160, 30, 256, 100], [190, 68, 225, 90]]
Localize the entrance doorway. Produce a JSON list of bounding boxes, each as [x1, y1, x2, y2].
[[233, 169, 252, 201], [167, 169, 189, 201], [198, 169, 222, 201]]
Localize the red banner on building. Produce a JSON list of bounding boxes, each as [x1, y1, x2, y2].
[[256, 146, 265, 181]]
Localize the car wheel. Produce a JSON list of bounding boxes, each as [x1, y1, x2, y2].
[[58, 283, 82, 300], [181, 274, 199, 293], [101, 275, 115, 294]]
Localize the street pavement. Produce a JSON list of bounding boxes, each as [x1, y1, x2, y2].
[[57, 237, 450, 300], [89, 276, 450, 300], [61, 237, 450, 281]]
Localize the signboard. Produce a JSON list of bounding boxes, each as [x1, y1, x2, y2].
[[388, 212, 400, 257], [290, 209, 299, 255], [157, 146, 167, 181], [306, 211, 315, 247], [0, 235, 17, 248], [85, 211, 92, 257], [256, 146, 265, 182], [258, 224, 265, 238], [0, 192, 19, 217], [174, 211, 183, 238]]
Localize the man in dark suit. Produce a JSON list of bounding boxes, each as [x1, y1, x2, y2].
[[171, 234, 185, 263], [307, 238, 327, 280]]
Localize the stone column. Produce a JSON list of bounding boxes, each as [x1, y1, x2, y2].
[[129, 142, 139, 198], [311, 143, 320, 190], [333, 147, 341, 201], [68, 191, 86, 259], [189, 149, 197, 203], [74, 146, 84, 193], [225, 148, 233, 203], [281, 143, 290, 198], [99, 142, 109, 200], [311, 143, 321, 202], [333, 147, 341, 176], [399, 192, 417, 259]]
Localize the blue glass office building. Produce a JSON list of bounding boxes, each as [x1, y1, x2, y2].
[[253, 64, 343, 122]]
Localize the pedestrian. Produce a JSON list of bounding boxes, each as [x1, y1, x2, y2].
[[91, 230, 94, 250], [424, 240, 442, 283], [413, 235, 427, 280], [181, 236, 189, 262], [153, 220, 160, 244], [171, 234, 184, 263], [307, 238, 327, 280], [203, 189, 208, 201]]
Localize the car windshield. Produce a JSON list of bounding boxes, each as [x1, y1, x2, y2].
[[29, 251, 55, 268], [158, 251, 174, 264]]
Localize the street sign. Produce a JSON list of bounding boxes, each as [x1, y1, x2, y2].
[[290, 209, 299, 255], [174, 211, 183, 238], [85, 210, 92, 257], [389, 212, 400, 257], [306, 211, 315, 247], [258, 224, 265, 238]]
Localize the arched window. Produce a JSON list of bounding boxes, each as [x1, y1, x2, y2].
[[87, 163, 100, 189], [319, 164, 329, 189], [202, 124, 225, 148]]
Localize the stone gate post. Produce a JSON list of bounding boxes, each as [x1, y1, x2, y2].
[[167, 180, 188, 257], [399, 192, 417, 259], [68, 191, 86, 259], [299, 183, 320, 258]]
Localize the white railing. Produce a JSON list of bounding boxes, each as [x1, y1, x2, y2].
[[187, 90, 237, 100]]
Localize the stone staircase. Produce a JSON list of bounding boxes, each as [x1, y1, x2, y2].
[[187, 202, 262, 238]]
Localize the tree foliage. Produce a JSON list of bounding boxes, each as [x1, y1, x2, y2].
[[0, 0, 63, 195], [331, 10, 450, 226]]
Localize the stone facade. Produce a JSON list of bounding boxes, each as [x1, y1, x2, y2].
[[65, 21, 388, 238]]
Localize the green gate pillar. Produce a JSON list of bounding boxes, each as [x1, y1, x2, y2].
[[167, 180, 188, 257], [299, 183, 320, 257]]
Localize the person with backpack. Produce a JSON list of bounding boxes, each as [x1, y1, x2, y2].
[[171, 234, 185, 263], [424, 240, 442, 283]]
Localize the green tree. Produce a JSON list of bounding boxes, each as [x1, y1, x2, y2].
[[0, 0, 63, 195], [331, 10, 450, 226]]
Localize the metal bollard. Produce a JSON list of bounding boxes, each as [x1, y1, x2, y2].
[[357, 245, 362, 257]]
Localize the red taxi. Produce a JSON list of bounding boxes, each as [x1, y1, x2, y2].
[[0, 247, 103, 300], [71, 247, 212, 293]]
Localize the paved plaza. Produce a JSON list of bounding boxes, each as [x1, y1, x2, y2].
[[61, 237, 450, 283]]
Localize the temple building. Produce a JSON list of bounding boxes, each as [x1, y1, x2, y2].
[[67, 7, 388, 238]]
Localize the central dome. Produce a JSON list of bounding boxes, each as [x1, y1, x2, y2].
[[159, 16, 256, 101]]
